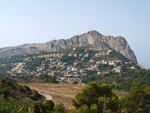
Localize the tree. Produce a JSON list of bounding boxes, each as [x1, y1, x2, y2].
[[90, 104, 98, 113], [42, 100, 55, 113], [72, 82, 119, 113], [120, 82, 150, 113], [54, 103, 65, 113], [76, 104, 89, 113]]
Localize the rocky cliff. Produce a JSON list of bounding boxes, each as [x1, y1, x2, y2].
[[0, 30, 137, 63]]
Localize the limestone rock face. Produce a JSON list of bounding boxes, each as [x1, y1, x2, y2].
[[101, 35, 137, 64], [0, 30, 137, 63]]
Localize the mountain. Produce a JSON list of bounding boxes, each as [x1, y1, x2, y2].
[[0, 30, 137, 63]]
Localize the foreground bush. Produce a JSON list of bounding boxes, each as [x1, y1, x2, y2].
[[0, 95, 32, 113], [72, 82, 119, 113], [120, 82, 150, 113]]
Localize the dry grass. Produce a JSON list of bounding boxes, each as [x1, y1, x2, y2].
[[19, 83, 86, 108], [19, 83, 128, 108]]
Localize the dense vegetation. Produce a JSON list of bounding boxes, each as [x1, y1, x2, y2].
[[0, 95, 32, 113], [82, 69, 150, 91], [72, 82, 119, 113], [0, 73, 58, 83], [72, 82, 150, 113], [0, 79, 44, 113], [120, 82, 150, 113], [60, 55, 75, 64], [0, 79, 43, 101]]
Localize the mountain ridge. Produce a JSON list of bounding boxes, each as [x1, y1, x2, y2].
[[0, 30, 137, 63]]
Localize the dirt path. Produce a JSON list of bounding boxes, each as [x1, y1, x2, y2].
[[41, 93, 52, 100]]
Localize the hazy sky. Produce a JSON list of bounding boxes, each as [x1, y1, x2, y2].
[[0, 0, 150, 69]]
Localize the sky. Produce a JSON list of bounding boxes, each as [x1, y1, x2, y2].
[[0, 0, 150, 69]]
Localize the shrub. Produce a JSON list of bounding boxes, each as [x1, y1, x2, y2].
[[54, 103, 65, 113], [72, 82, 119, 113], [42, 100, 55, 113], [0, 95, 31, 113]]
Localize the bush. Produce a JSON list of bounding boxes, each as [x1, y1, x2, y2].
[[24, 85, 31, 91], [0, 89, 12, 98], [42, 100, 55, 113], [29, 90, 42, 101], [0, 95, 32, 113], [54, 103, 65, 113], [120, 83, 150, 113], [72, 82, 119, 113], [19, 86, 26, 92]]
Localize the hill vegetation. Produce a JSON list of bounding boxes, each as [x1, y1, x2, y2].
[[0, 79, 43, 101], [0, 79, 44, 112], [82, 69, 150, 91]]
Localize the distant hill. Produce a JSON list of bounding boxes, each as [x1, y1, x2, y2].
[[0, 30, 137, 63]]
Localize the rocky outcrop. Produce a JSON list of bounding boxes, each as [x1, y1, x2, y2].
[[0, 30, 137, 63]]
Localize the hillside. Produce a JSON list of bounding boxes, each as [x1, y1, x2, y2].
[[0, 79, 44, 101], [0, 30, 137, 63], [0, 46, 139, 85]]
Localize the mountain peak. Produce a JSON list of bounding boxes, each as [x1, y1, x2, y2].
[[0, 30, 137, 63], [87, 30, 102, 36]]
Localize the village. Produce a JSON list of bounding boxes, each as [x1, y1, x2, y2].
[[1, 48, 138, 84]]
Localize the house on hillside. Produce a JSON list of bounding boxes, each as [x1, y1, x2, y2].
[[113, 66, 122, 73]]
